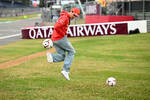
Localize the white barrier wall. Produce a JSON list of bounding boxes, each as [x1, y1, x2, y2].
[[127, 20, 147, 33]]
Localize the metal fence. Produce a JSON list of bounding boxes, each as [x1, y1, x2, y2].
[[147, 20, 150, 32], [0, 8, 40, 17], [41, 3, 85, 24], [102, 0, 150, 20], [41, 0, 150, 24]]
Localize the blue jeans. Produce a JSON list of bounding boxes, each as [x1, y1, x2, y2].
[[52, 36, 76, 72]]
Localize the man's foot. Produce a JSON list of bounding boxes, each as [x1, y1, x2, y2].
[[61, 71, 70, 80], [46, 52, 53, 63]]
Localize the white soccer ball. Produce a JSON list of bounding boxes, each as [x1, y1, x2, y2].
[[42, 39, 53, 49], [106, 77, 116, 86]]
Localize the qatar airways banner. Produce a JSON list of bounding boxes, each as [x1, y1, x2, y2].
[[21, 23, 128, 39]]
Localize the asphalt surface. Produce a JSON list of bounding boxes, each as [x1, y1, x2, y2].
[[0, 17, 42, 45]]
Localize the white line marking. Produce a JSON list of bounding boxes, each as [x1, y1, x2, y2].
[[0, 34, 21, 40], [0, 21, 10, 24]]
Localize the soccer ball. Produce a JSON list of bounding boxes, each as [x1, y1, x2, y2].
[[42, 39, 53, 49], [106, 77, 116, 86]]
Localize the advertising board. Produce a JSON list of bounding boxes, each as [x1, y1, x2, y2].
[[22, 23, 128, 39]]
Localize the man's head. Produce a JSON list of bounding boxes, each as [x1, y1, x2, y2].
[[69, 8, 80, 19]]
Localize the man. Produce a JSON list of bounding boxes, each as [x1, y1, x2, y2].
[[46, 8, 80, 80]]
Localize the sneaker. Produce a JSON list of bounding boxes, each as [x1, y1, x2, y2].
[[61, 71, 70, 80], [46, 52, 53, 63]]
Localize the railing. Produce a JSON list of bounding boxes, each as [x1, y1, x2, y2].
[[125, 12, 150, 20]]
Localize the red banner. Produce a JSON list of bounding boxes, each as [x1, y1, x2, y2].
[[85, 16, 134, 24], [22, 23, 128, 39]]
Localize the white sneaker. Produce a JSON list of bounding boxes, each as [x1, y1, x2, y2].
[[46, 52, 53, 63], [61, 71, 70, 80]]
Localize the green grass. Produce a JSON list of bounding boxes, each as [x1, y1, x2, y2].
[[0, 39, 44, 63], [0, 33, 150, 100], [0, 13, 40, 21]]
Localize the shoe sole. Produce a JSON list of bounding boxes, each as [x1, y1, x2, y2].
[[46, 53, 53, 63], [61, 72, 70, 81]]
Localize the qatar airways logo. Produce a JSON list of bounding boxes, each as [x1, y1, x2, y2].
[[67, 24, 116, 37], [29, 27, 53, 39], [27, 23, 120, 39]]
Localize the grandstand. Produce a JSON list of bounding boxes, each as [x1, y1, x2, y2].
[[0, 0, 31, 8], [0, 0, 40, 17]]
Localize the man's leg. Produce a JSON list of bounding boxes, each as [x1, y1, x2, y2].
[[58, 37, 76, 72], [62, 49, 75, 72], [47, 40, 66, 63], [52, 42, 66, 62], [49, 36, 75, 80], [61, 38, 75, 80]]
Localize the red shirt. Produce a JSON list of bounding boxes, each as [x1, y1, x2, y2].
[[51, 10, 70, 41]]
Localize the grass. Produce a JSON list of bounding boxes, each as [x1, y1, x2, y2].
[[0, 33, 150, 100], [0, 39, 44, 63], [0, 13, 40, 21]]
